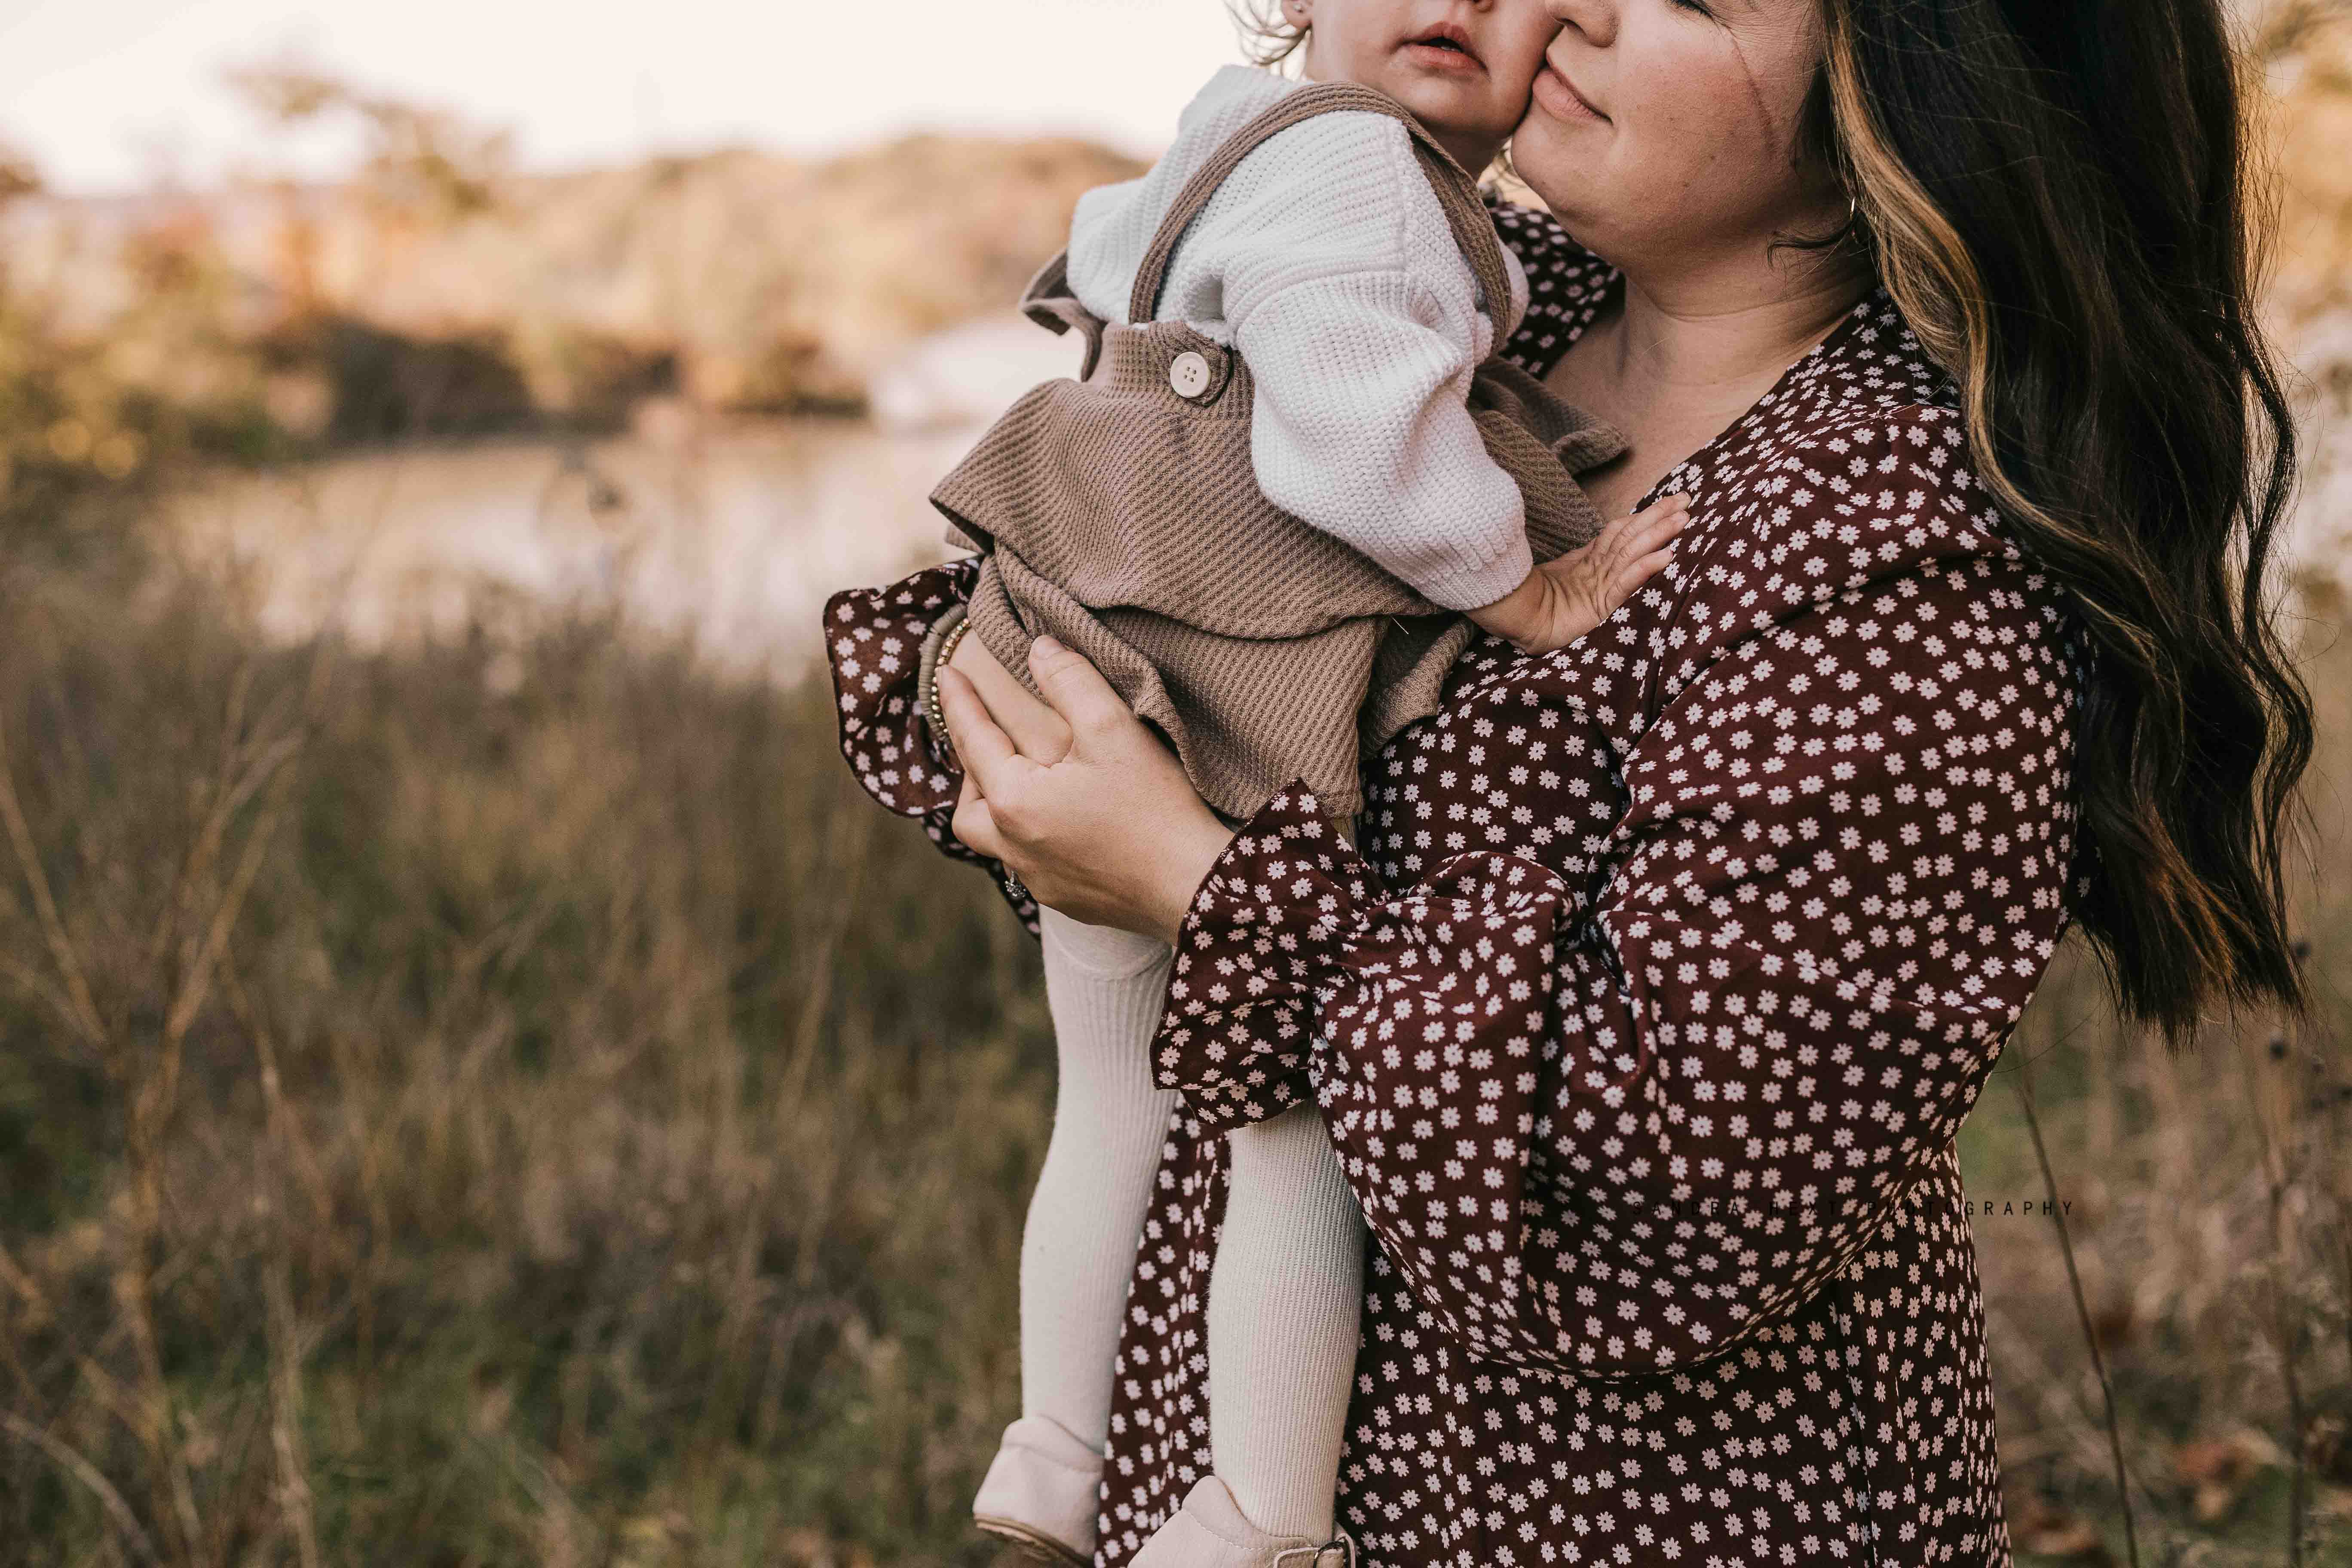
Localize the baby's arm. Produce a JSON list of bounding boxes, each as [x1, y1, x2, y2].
[[1224, 119, 1678, 646], [1232, 262, 1537, 613], [1235, 265, 1685, 652]]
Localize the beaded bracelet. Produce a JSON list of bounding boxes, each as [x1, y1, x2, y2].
[[920, 612, 974, 763]]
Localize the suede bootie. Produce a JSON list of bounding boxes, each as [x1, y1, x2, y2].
[[971, 1414, 1103, 1566], [1129, 1476, 1354, 1568]]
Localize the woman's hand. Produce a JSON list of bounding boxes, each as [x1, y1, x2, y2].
[[937, 635, 1234, 944], [945, 621, 1071, 764]]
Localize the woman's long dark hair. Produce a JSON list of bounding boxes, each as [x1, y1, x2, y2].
[[1813, 0, 2312, 1041]]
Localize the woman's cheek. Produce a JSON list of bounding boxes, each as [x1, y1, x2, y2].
[[1632, 83, 1755, 212]]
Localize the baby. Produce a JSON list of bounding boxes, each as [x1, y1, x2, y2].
[[916, 3, 1682, 1564]]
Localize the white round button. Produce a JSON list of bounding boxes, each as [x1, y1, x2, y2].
[[1168, 350, 1212, 399]]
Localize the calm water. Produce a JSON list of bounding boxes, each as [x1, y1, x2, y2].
[[169, 319, 1085, 681], [168, 313, 2349, 682]]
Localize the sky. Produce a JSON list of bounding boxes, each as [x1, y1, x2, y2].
[[0, 0, 1246, 194]]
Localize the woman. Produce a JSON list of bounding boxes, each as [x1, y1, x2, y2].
[[825, 0, 2310, 1561]]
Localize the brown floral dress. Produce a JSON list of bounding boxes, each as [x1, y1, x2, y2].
[[825, 203, 2076, 1568]]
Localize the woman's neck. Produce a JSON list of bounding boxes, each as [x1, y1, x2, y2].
[[1549, 244, 1873, 514], [1602, 248, 1870, 413]]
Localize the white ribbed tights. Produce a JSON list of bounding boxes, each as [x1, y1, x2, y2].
[[1023, 905, 1363, 1542]]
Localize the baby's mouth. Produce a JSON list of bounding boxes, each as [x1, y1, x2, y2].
[[1403, 24, 1485, 68]]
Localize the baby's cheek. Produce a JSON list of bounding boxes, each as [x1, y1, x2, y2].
[[1498, 10, 1568, 100]]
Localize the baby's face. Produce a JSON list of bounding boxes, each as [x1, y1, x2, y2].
[[1298, 0, 1562, 165]]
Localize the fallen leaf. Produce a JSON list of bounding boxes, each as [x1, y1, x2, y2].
[[2012, 1497, 2117, 1563]]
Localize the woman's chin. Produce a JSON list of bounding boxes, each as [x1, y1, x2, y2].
[[1508, 126, 1603, 222]]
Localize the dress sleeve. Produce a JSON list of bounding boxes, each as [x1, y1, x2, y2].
[[1485, 197, 1617, 380], [825, 557, 1040, 932], [1153, 510, 2081, 1374]]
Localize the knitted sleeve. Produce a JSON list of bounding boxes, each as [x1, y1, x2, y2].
[[1235, 266, 1534, 610], [1216, 114, 1535, 612]]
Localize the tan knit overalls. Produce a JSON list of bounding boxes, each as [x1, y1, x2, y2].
[[929, 82, 1627, 824]]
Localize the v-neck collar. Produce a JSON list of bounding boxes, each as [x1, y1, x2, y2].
[[1556, 263, 1895, 513]]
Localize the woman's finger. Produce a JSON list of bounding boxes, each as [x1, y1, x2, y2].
[[937, 665, 1033, 802], [949, 629, 1072, 764], [1027, 635, 1135, 743], [1619, 506, 1687, 560], [951, 788, 1010, 863], [1611, 546, 1679, 600]]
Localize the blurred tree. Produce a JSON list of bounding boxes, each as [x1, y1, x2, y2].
[[2249, 0, 2352, 59], [225, 57, 513, 219], [0, 145, 39, 207]]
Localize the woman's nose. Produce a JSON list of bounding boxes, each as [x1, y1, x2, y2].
[[1544, 0, 1616, 46]]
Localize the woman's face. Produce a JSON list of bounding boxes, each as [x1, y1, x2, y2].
[[1516, 0, 1840, 277]]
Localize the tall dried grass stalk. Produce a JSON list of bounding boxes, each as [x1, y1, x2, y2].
[[2012, 1040, 2144, 1568]]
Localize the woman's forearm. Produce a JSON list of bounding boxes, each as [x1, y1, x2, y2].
[[1136, 805, 1236, 946]]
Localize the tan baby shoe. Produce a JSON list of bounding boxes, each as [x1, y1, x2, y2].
[[1128, 1476, 1354, 1568], [971, 1414, 1103, 1566]]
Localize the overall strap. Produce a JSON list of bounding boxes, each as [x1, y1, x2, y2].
[[1127, 81, 1515, 331]]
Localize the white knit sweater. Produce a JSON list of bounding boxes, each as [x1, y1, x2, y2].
[[1065, 64, 1534, 612]]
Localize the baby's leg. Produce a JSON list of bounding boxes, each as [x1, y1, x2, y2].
[[1207, 1101, 1366, 1540], [1021, 905, 1178, 1447]]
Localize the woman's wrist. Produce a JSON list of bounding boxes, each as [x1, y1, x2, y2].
[[915, 605, 973, 763], [1145, 806, 1237, 946]]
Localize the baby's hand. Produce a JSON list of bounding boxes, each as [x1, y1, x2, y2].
[[1466, 495, 1689, 655]]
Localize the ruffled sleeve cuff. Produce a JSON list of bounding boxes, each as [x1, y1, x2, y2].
[[1153, 780, 1583, 1139], [1151, 784, 1375, 1129], [824, 557, 1040, 934]]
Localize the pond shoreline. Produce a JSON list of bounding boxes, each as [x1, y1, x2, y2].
[[164, 413, 985, 681], [162, 319, 1093, 680]]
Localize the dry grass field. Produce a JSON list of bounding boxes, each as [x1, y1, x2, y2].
[[4, 421, 2348, 1568], [4, 12, 2352, 1566], [0, 488, 1055, 1565]]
